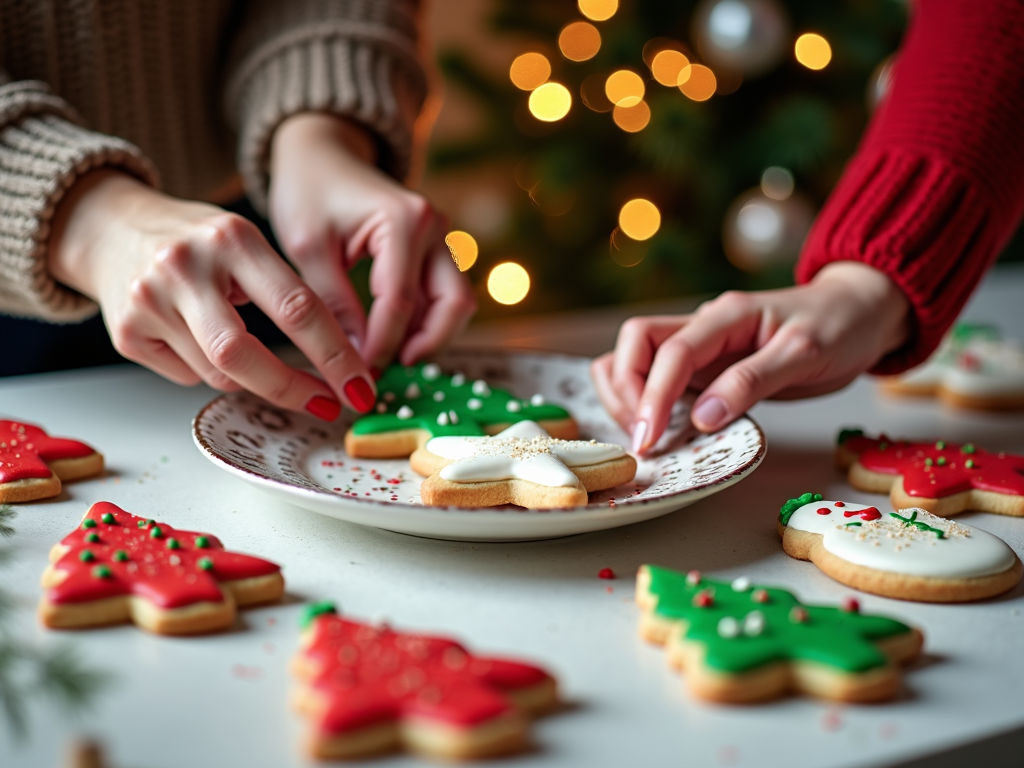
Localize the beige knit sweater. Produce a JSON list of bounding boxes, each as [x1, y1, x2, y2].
[[0, 0, 428, 322]]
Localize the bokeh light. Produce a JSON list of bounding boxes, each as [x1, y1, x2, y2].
[[578, 0, 617, 22], [760, 167, 794, 200], [509, 52, 551, 90], [651, 50, 690, 86], [558, 21, 601, 62], [580, 73, 614, 112], [610, 228, 649, 267], [488, 262, 531, 305], [605, 70, 645, 107], [528, 82, 572, 121], [612, 100, 651, 132], [795, 33, 831, 70], [444, 231, 479, 271], [678, 64, 717, 101], [618, 199, 661, 241]]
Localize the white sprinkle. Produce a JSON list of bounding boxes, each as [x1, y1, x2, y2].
[[451, 373, 466, 386], [506, 401, 522, 413], [472, 380, 491, 396], [731, 576, 751, 592], [383, 392, 396, 402], [717, 617, 740, 638], [422, 364, 441, 380], [436, 412, 449, 426], [448, 410, 459, 425], [530, 394, 545, 406], [743, 611, 765, 637], [405, 383, 421, 399], [375, 403, 387, 414], [397, 405, 414, 420], [433, 391, 446, 402], [467, 398, 483, 411]]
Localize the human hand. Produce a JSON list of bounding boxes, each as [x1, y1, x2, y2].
[[591, 262, 910, 453], [47, 169, 375, 419], [268, 113, 477, 372]]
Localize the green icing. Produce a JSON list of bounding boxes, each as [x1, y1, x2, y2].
[[889, 510, 944, 539], [350, 363, 570, 438], [779, 493, 821, 526], [300, 600, 338, 629], [950, 322, 999, 347], [836, 428, 864, 447], [643, 565, 911, 674]]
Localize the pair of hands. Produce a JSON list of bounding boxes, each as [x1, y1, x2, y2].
[[48, 113, 475, 420]]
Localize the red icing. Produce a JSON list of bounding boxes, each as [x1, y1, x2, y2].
[[834, 501, 845, 507], [598, 567, 615, 579], [0, 420, 95, 483], [816, 508, 832, 516], [47, 502, 280, 609], [848, 436, 1024, 498], [844, 507, 882, 521], [301, 614, 552, 734]]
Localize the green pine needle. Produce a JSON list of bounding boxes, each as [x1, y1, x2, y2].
[[0, 505, 15, 538]]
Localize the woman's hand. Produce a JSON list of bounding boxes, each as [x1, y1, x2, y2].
[[591, 262, 910, 453], [47, 169, 375, 419], [268, 113, 477, 372]]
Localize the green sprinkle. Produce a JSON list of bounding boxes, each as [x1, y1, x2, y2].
[[113, 550, 129, 562], [92, 565, 112, 579], [149, 526, 163, 539], [879, 441, 889, 450], [925, 458, 933, 467], [166, 538, 180, 550], [300, 600, 338, 629], [81, 519, 97, 529], [936, 441, 946, 450], [137, 520, 148, 529], [79, 550, 95, 562], [836, 428, 864, 446], [845, 521, 863, 528], [966, 459, 976, 469], [937, 457, 947, 466], [101, 512, 115, 524], [84, 532, 100, 543], [962, 444, 976, 455], [194, 536, 209, 549], [197, 557, 214, 571]]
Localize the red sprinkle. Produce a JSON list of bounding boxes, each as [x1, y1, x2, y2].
[[841, 597, 860, 613], [816, 507, 831, 515], [387, 479, 401, 485], [598, 567, 615, 580], [790, 607, 809, 623], [751, 589, 769, 603], [834, 501, 845, 507], [692, 591, 714, 608]]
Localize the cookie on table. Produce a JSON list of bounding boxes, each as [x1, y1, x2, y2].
[[0, 419, 103, 503], [881, 323, 1024, 411], [837, 428, 1024, 518], [778, 493, 1022, 602], [411, 420, 637, 509], [39, 502, 284, 635], [636, 565, 923, 703], [344, 363, 578, 459], [292, 602, 558, 760]]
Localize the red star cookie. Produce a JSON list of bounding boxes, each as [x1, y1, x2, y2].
[[39, 502, 284, 634], [837, 429, 1024, 517], [292, 603, 558, 760], [0, 420, 103, 503]]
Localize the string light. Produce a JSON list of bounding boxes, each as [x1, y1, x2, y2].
[[651, 50, 690, 86], [528, 82, 572, 121], [605, 70, 645, 107], [678, 64, 717, 101], [618, 199, 661, 241], [488, 262, 531, 305], [760, 167, 794, 200], [610, 228, 648, 267], [559, 21, 601, 62], [580, 73, 614, 112], [444, 231, 479, 271], [612, 100, 651, 132], [578, 0, 617, 22], [509, 53, 551, 90], [795, 33, 831, 70]]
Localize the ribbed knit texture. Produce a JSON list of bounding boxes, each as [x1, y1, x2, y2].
[[0, 0, 426, 322], [796, 0, 1024, 374]]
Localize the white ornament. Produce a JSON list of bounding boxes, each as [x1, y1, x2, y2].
[[506, 400, 522, 413], [451, 373, 466, 387], [472, 380, 491, 397], [405, 383, 421, 399], [717, 616, 741, 639], [433, 391, 446, 402], [396, 405, 414, 420], [694, 0, 789, 78], [731, 576, 751, 592], [467, 399, 483, 411], [530, 394, 545, 406], [422, 364, 441, 380]]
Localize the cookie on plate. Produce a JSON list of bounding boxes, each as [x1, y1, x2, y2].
[[778, 493, 1022, 602], [837, 428, 1024, 518], [411, 420, 637, 509], [636, 564, 924, 703], [344, 363, 578, 459], [292, 602, 558, 760], [39, 502, 284, 634], [0, 419, 103, 503]]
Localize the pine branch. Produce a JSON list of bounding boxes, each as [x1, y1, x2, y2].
[[35, 645, 112, 711], [0, 505, 15, 538], [0, 644, 28, 738]]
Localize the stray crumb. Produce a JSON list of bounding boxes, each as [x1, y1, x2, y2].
[[231, 664, 263, 680], [821, 708, 843, 732]]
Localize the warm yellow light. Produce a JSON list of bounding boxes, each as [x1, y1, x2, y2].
[[618, 199, 661, 241], [578, 0, 617, 22], [605, 70, 645, 107], [651, 50, 690, 87], [509, 52, 551, 91], [558, 21, 601, 62], [528, 82, 572, 122], [487, 262, 530, 305], [795, 33, 831, 70], [678, 64, 717, 101], [612, 100, 651, 133], [444, 231, 479, 271]]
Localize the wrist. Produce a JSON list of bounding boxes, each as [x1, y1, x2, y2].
[[814, 261, 911, 354], [271, 113, 377, 172]]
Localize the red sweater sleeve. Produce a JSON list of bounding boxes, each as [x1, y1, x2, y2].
[[795, 0, 1024, 374]]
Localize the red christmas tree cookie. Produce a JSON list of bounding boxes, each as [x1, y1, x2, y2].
[[0, 420, 103, 503], [837, 429, 1024, 518], [39, 502, 284, 635], [292, 603, 558, 760]]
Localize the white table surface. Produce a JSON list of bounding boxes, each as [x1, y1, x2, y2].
[[2, 266, 1024, 768]]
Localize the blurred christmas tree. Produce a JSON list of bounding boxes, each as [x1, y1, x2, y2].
[[430, 0, 910, 317]]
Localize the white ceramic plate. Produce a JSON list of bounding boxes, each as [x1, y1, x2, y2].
[[191, 350, 766, 541]]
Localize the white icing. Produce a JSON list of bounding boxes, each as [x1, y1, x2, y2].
[[422, 364, 441, 380], [787, 500, 1016, 579], [717, 617, 740, 638], [743, 611, 764, 636], [467, 399, 482, 410], [426, 421, 626, 487], [730, 576, 751, 592], [448, 410, 460, 425], [436, 412, 449, 426], [396, 405, 413, 420], [472, 380, 491, 396], [530, 394, 545, 406], [897, 335, 1024, 397], [433, 391, 446, 402], [506, 400, 522, 413], [405, 383, 421, 399], [451, 373, 466, 387]]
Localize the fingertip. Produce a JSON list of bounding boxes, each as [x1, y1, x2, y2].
[[691, 395, 730, 432]]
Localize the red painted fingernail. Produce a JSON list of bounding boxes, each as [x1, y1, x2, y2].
[[343, 376, 376, 414], [306, 395, 341, 422], [370, 367, 383, 381]]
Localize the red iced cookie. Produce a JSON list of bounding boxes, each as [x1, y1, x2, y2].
[[0, 420, 103, 503]]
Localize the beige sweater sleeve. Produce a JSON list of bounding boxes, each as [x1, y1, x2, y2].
[[0, 73, 158, 322], [225, 0, 429, 213]]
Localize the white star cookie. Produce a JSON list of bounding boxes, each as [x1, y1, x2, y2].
[[411, 421, 637, 509]]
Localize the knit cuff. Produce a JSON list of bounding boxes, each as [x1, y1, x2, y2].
[[227, 21, 428, 213], [0, 82, 158, 323], [795, 148, 1004, 375]]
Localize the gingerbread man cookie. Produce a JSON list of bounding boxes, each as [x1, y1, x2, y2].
[[39, 502, 284, 634], [837, 429, 1024, 518], [778, 493, 1022, 602], [292, 602, 558, 760], [636, 565, 923, 703], [0, 420, 103, 503], [411, 420, 637, 509], [344, 363, 578, 459]]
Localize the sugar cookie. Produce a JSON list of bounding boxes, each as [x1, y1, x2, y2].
[[0, 419, 103, 503]]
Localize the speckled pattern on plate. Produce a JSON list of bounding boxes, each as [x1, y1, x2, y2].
[[191, 350, 766, 541]]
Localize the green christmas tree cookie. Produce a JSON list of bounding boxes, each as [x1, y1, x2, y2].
[[344, 363, 578, 458], [635, 564, 923, 703]]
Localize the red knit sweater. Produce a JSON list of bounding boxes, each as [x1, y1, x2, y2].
[[795, 0, 1024, 374]]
